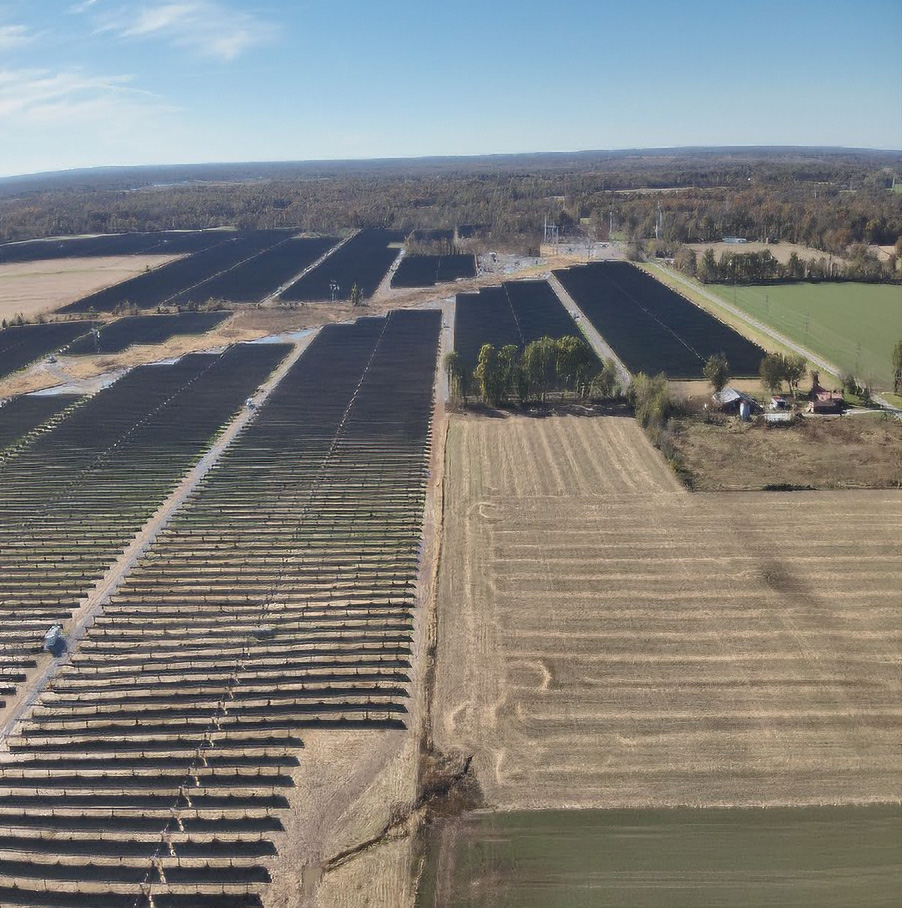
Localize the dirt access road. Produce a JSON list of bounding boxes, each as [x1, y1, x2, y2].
[[433, 412, 902, 809]]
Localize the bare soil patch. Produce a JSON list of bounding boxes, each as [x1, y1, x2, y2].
[[671, 413, 902, 491], [0, 255, 181, 321], [433, 412, 902, 809], [0, 314, 260, 397]]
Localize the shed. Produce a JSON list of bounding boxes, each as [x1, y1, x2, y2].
[[713, 387, 762, 414]]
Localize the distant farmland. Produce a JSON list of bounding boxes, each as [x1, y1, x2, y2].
[[706, 282, 901, 389], [555, 262, 765, 378]]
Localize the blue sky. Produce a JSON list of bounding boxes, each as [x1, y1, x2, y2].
[[0, 0, 899, 177]]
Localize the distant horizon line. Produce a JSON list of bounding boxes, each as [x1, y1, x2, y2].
[[2, 144, 900, 183]]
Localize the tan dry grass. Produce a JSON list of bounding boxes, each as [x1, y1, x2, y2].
[[683, 241, 843, 266], [0, 255, 181, 321], [433, 412, 902, 809], [673, 414, 902, 491]]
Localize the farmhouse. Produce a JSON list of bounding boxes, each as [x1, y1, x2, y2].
[[807, 372, 844, 413]]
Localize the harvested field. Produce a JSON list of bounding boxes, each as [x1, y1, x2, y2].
[[683, 241, 843, 267], [0, 256, 183, 321], [433, 413, 902, 808], [671, 413, 902, 491]]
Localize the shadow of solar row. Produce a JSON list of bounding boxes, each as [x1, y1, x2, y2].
[[0, 322, 95, 380], [0, 310, 440, 908], [391, 253, 476, 288], [454, 279, 585, 373], [555, 262, 765, 378], [65, 311, 232, 356], [59, 231, 295, 314], [173, 236, 339, 304], [0, 343, 290, 708], [280, 229, 402, 302], [0, 395, 82, 454], [0, 231, 230, 265]]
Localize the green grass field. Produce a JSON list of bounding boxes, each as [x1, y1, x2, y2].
[[706, 282, 901, 389], [417, 806, 902, 908]]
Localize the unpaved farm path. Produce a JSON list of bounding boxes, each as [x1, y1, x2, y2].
[[0, 335, 315, 744]]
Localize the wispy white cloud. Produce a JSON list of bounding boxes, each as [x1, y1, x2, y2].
[[69, 0, 103, 12], [96, 2, 276, 62], [0, 23, 32, 50], [0, 67, 171, 123]]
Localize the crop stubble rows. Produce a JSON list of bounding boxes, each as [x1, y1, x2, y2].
[[434, 414, 902, 809]]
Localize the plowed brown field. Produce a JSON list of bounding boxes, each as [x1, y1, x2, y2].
[[433, 413, 902, 808]]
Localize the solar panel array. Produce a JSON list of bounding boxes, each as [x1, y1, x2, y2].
[[0, 310, 441, 907]]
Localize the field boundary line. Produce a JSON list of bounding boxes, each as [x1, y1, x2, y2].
[[645, 264, 902, 413], [0, 333, 317, 746], [270, 230, 358, 303], [547, 273, 632, 388]]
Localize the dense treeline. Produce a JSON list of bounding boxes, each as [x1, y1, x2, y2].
[[446, 336, 618, 406], [674, 242, 900, 284], [1, 150, 899, 259]]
